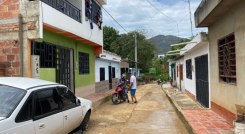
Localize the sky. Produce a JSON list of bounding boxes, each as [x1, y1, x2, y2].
[[103, 0, 207, 38]]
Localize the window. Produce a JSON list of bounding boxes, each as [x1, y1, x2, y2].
[[186, 59, 192, 79], [34, 89, 60, 118], [79, 52, 90, 74], [100, 68, 105, 81], [57, 87, 77, 109], [218, 33, 236, 84], [112, 67, 115, 78], [0, 85, 26, 118], [15, 93, 33, 123], [91, 0, 101, 24], [121, 68, 125, 75], [31, 41, 56, 68]]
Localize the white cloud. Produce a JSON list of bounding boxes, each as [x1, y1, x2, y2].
[[103, 0, 207, 38]]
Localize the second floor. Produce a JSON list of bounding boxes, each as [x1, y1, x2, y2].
[[0, 0, 107, 46]]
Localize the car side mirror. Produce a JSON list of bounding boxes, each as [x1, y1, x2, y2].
[[76, 98, 81, 105]]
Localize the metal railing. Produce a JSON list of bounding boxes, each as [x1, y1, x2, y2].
[[41, 0, 81, 22]]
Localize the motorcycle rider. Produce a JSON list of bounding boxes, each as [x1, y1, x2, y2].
[[118, 74, 129, 103]]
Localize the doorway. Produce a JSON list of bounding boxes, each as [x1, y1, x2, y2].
[[108, 66, 112, 90], [195, 55, 209, 108], [179, 65, 183, 91]]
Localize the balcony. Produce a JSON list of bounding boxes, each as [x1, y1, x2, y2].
[[41, 0, 81, 22], [194, 0, 240, 27]]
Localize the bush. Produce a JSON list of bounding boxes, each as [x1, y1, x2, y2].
[[138, 78, 144, 82], [151, 76, 157, 81]]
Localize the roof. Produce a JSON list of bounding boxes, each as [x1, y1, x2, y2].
[[103, 50, 120, 56], [120, 59, 138, 63], [0, 77, 60, 90]]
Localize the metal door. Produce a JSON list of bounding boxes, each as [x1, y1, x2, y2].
[[56, 47, 74, 93], [195, 55, 209, 108], [109, 66, 112, 90]]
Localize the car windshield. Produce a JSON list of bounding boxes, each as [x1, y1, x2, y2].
[[0, 85, 26, 118]]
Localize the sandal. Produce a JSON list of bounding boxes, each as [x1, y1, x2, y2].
[[135, 101, 138, 103]]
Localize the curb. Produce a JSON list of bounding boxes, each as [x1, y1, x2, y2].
[[161, 87, 196, 134], [92, 94, 112, 110]]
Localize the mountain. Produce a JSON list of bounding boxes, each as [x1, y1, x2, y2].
[[148, 35, 183, 56]]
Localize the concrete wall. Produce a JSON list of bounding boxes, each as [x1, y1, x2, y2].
[[208, 0, 245, 114], [119, 62, 129, 75], [95, 58, 120, 82]]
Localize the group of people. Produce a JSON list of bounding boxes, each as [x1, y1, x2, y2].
[[118, 72, 137, 104]]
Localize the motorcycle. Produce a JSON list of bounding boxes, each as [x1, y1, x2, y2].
[[157, 78, 162, 85], [112, 83, 127, 104]]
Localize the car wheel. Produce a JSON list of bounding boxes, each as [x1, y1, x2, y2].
[[81, 111, 91, 131]]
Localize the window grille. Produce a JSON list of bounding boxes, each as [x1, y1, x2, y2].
[[186, 59, 192, 79], [31, 41, 56, 68], [100, 68, 105, 81], [112, 67, 115, 78], [79, 52, 90, 74], [92, 0, 101, 24], [218, 33, 236, 84]]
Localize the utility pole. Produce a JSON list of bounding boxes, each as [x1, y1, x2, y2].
[[188, 0, 194, 37], [134, 33, 138, 78]]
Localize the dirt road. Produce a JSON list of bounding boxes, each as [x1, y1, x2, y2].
[[84, 84, 188, 134]]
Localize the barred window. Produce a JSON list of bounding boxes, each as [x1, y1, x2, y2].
[[218, 33, 236, 84], [79, 52, 89, 74], [186, 59, 192, 79], [31, 41, 56, 68], [92, 0, 101, 24]]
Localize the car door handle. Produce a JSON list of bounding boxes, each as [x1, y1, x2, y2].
[[39, 123, 45, 129], [64, 114, 68, 120]]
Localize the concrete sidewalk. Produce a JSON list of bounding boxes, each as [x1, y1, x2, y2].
[[161, 84, 234, 134], [83, 90, 115, 109]]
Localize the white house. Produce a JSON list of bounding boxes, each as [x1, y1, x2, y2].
[[169, 32, 210, 108], [95, 50, 121, 93]]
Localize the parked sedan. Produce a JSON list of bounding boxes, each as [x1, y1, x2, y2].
[[0, 77, 92, 134]]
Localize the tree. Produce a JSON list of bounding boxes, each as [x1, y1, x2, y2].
[[110, 31, 155, 73], [103, 26, 119, 51]]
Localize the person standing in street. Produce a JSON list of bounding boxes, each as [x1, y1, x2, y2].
[[119, 74, 129, 103], [128, 72, 137, 104]]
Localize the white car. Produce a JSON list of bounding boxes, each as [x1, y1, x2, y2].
[[0, 77, 93, 134]]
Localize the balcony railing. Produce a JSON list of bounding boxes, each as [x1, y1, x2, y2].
[[41, 0, 81, 22]]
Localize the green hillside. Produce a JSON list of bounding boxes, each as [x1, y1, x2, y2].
[[148, 35, 183, 56]]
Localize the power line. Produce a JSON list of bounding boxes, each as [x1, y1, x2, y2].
[[146, 0, 179, 37], [103, 9, 121, 32], [146, 0, 177, 24], [131, 0, 161, 35], [93, 0, 128, 33], [165, 12, 190, 35]]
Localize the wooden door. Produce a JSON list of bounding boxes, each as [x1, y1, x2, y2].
[[179, 65, 183, 91]]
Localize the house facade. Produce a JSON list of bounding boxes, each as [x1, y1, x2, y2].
[[95, 50, 121, 94], [195, 0, 243, 124], [0, 0, 107, 97], [169, 33, 209, 109]]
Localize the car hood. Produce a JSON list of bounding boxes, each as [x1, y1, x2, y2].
[[0, 117, 6, 121], [77, 97, 92, 103]]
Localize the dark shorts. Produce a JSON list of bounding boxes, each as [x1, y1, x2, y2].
[[130, 89, 136, 95]]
